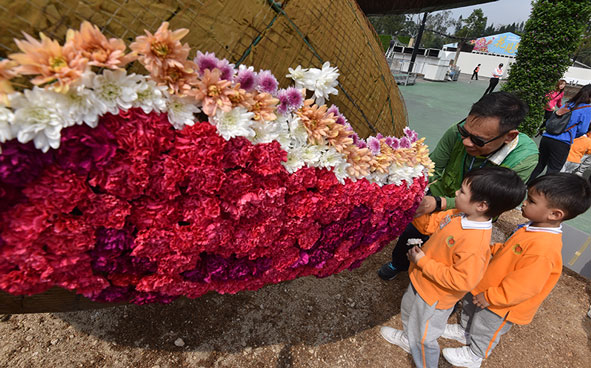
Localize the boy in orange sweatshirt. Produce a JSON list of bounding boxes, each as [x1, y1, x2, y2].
[[442, 173, 591, 368], [380, 167, 526, 368]]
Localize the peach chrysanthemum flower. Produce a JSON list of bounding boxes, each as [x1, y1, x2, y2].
[[153, 60, 197, 95], [248, 92, 279, 121], [325, 122, 354, 152], [0, 60, 17, 106], [413, 137, 434, 173], [130, 22, 190, 76], [189, 68, 233, 116], [296, 99, 336, 146], [228, 85, 255, 109], [341, 145, 372, 178], [371, 142, 395, 174], [66, 21, 136, 69], [10, 32, 88, 92]]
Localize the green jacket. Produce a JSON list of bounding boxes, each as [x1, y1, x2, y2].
[[429, 124, 539, 209]]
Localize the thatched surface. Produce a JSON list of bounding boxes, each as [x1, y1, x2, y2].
[[0, 0, 407, 138]]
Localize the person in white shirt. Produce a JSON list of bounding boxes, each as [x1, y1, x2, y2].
[[483, 63, 504, 96]]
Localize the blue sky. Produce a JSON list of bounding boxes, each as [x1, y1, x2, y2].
[[437, 0, 533, 27]]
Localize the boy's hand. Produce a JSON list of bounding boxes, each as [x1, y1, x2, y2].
[[473, 292, 490, 308], [407, 246, 425, 263], [414, 196, 435, 217]]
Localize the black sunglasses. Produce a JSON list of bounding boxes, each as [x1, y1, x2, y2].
[[456, 119, 507, 147]]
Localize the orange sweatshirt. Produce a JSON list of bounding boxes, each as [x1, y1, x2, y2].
[[472, 223, 563, 325], [566, 134, 591, 163], [409, 209, 492, 309]]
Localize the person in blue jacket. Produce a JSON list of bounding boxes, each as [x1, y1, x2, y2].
[[528, 84, 591, 183]]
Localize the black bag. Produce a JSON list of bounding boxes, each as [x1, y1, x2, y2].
[[545, 105, 590, 135]]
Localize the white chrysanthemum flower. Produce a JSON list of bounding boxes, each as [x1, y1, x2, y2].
[[91, 69, 140, 115], [11, 87, 67, 152], [134, 77, 168, 114], [209, 106, 256, 141], [308, 62, 339, 105], [272, 114, 292, 149], [286, 65, 309, 89], [318, 146, 346, 168], [287, 116, 308, 148], [386, 165, 423, 187], [301, 145, 324, 166], [0, 106, 15, 145], [61, 74, 102, 128], [331, 161, 351, 184], [283, 147, 306, 173], [166, 95, 199, 130], [251, 118, 288, 145], [369, 170, 389, 186]]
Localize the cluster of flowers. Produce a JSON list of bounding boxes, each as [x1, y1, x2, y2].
[[0, 22, 431, 304]]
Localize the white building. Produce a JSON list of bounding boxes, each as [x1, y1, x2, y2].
[[388, 32, 591, 85]]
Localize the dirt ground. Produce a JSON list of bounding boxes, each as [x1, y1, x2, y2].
[[1, 210, 590, 367]]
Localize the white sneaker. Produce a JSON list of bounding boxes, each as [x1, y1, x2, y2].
[[442, 346, 483, 368], [380, 326, 410, 353], [441, 323, 469, 345]]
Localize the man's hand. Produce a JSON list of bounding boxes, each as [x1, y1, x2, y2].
[[414, 196, 436, 218], [473, 292, 490, 309], [407, 246, 425, 264]]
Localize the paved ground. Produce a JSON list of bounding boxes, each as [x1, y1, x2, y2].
[[399, 74, 591, 234]]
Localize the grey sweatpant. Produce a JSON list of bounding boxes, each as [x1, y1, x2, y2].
[[562, 154, 591, 176], [460, 293, 513, 359], [401, 283, 454, 368]]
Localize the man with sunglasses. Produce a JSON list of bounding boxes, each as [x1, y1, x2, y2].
[[378, 92, 539, 281]]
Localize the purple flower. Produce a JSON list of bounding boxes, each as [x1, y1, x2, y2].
[[357, 140, 367, 149], [327, 105, 340, 115], [257, 70, 278, 94], [235, 66, 257, 91], [217, 59, 236, 81], [367, 137, 381, 155], [400, 136, 412, 148], [194, 51, 220, 75], [335, 115, 347, 125], [285, 87, 303, 109], [376, 133, 384, 140], [351, 132, 359, 144], [276, 89, 290, 115], [0, 140, 54, 186], [389, 137, 400, 149]]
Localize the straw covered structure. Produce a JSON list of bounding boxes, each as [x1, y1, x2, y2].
[[0, 0, 407, 138]]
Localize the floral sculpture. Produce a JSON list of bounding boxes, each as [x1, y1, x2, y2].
[[0, 22, 432, 304]]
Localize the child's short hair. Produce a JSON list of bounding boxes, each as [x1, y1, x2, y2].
[[528, 173, 591, 221], [463, 167, 526, 218]]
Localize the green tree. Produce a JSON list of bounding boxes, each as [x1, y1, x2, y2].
[[422, 11, 455, 48], [573, 24, 591, 66], [455, 9, 487, 38], [502, 0, 591, 136], [368, 14, 406, 36]]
